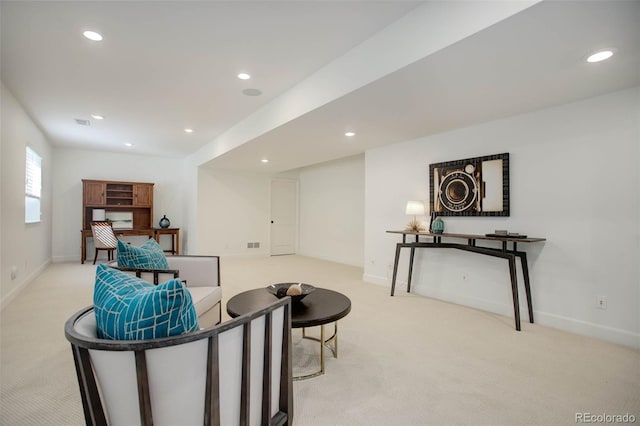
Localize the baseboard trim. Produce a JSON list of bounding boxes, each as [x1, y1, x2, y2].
[[1, 259, 51, 311], [299, 251, 362, 268], [221, 252, 271, 258], [52, 255, 80, 263], [361, 273, 640, 349], [534, 311, 640, 349], [362, 273, 395, 287]]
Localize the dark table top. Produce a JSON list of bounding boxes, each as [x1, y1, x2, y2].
[[386, 230, 546, 243], [226, 287, 351, 328]]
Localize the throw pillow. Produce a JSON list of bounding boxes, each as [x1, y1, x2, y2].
[[117, 238, 169, 269], [93, 264, 199, 340]]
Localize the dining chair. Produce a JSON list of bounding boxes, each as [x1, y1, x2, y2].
[[91, 221, 118, 265]]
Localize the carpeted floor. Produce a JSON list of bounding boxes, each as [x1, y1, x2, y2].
[[1, 255, 639, 425]]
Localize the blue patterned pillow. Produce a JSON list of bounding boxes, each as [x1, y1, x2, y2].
[[117, 238, 169, 269], [93, 264, 199, 340]]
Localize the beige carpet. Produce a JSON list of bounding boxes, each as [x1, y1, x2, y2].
[[1, 255, 638, 425]]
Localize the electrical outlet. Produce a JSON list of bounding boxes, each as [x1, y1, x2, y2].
[[596, 296, 607, 310], [254, 242, 260, 248]]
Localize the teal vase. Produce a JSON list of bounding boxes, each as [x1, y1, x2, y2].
[[159, 215, 170, 228], [431, 217, 444, 234]]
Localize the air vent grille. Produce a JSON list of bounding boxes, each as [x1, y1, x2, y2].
[[75, 119, 90, 126]]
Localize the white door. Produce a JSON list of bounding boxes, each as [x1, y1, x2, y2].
[[270, 179, 297, 256]]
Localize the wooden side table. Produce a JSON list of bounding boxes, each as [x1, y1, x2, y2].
[[154, 228, 180, 255]]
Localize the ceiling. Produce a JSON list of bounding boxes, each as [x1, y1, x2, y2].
[[1, 1, 421, 156], [2, 1, 639, 173]]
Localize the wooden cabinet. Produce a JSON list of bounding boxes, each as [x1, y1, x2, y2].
[[84, 181, 106, 205], [82, 179, 154, 230], [133, 183, 153, 206]]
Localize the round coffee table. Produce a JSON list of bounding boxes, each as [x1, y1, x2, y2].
[[227, 286, 351, 379]]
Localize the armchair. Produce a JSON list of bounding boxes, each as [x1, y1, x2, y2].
[[65, 297, 293, 426], [112, 255, 222, 328]]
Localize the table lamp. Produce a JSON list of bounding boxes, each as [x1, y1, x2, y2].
[[405, 200, 425, 232]]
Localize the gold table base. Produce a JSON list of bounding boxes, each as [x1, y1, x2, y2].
[[294, 322, 339, 380]]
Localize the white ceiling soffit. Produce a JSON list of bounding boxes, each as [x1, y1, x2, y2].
[[204, 0, 640, 173], [0, 1, 422, 157]]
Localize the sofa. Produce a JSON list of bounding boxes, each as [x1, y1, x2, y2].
[[110, 255, 222, 328]]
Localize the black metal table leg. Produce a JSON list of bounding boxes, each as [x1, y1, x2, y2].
[[407, 247, 415, 293], [517, 251, 534, 323], [390, 243, 402, 296], [508, 255, 521, 331]]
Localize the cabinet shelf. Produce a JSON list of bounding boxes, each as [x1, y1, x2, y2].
[[82, 179, 154, 230]]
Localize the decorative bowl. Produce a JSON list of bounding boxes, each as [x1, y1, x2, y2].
[[266, 283, 315, 304]]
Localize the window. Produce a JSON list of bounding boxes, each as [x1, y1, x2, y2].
[[25, 146, 42, 223]]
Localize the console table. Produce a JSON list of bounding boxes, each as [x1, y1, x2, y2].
[[387, 230, 546, 331]]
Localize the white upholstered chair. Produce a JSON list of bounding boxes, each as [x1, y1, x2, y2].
[[110, 255, 223, 328], [65, 298, 293, 426], [91, 222, 118, 265]]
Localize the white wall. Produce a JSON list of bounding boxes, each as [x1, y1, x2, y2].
[[364, 87, 640, 348], [51, 148, 187, 262], [196, 159, 366, 266], [298, 155, 364, 267], [181, 158, 199, 254], [196, 167, 272, 256], [1, 84, 53, 307]]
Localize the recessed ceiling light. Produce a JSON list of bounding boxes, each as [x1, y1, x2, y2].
[[124, 143, 133, 148], [83, 31, 103, 41], [345, 132, 356, 137], [586, 49, 614, 63], [261, 159, 269, 163], [242, 88, 262, 96], [238, 73, 251, 80], [184, 128, 194, 133], [91, 114, 104, 120]]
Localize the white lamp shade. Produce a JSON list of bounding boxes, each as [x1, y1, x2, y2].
[[405, 200, 425, 216], [92, 209, 106, 221]]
